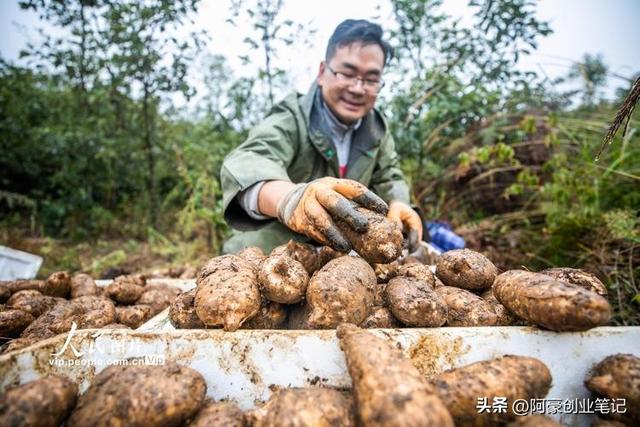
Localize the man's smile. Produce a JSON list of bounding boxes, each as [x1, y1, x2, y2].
[[341, 98, 365, 109]]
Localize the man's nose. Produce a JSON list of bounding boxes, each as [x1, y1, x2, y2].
[[348, 79, 366, 95]]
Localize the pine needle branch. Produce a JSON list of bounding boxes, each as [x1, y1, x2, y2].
[[596, 75, 640, 161]]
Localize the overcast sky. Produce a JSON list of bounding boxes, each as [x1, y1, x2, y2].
[[1, 0, 639, 103]]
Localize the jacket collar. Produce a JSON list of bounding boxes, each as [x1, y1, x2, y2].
[[319, 92, 362, 134], [300, 82, 386, 142], [299, 82, 317, 124], [299, 82, 387, 176]]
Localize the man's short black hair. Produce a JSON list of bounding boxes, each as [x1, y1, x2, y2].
[[325, 19, 394, 66]]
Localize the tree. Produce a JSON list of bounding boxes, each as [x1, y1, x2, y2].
[[199, 54, 262, 132], [19, 0, 105, 106], [228, 0, 315, 116], [101, 1, 205, 226], [567, 53, 609, 107], [5, 0, 207, 236], [384, 0, 552, 181], [19, 0, 205, 228]]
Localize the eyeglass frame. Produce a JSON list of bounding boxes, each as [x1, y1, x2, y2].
[[325, 63, 385, 94]]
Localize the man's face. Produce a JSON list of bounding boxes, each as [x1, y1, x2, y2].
[[316, 42, 384, 124]]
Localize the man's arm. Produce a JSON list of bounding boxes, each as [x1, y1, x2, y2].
[[257, 180, 297, 217], [237, 180, 298, 220], [237, 177, 389, 251], [221, 104, 299, 230], [220, 103, 388, 251]]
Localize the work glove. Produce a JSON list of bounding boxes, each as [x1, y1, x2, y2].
[[387, 200, 423, 253], [277, 177, 388, 252]]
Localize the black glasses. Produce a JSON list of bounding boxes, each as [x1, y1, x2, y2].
[[325, 64, 385, 94]]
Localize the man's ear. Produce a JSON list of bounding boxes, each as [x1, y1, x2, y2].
[[316, 61, 326, 86]]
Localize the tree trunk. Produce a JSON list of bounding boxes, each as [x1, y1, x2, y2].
[[261, 2, 275, 108], [78, 2, 88, 111], [264, 31, 274, 108], [142, 81, 157, 227]]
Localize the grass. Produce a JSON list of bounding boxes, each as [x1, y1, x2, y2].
[[1, 228, 216, 278]]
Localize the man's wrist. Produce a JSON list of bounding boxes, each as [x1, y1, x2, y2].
[[258, 180, 298, 218], [275, 183, 308, 224]]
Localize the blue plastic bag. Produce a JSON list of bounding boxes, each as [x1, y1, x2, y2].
[[426, 221, 465, 253]]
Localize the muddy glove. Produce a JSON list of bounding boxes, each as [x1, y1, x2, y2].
[[387, 200, 423, 253], [277, 177, 388, 252]]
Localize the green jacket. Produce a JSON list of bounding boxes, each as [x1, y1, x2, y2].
[[220, 84, 410, 254]]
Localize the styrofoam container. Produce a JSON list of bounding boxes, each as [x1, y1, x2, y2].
[[1, 323, 638, 426], [0, 245, 43, 280], [2, 277, 637, 425]]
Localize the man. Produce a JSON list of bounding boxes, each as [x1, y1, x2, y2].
[[221, 19, 422, 254]]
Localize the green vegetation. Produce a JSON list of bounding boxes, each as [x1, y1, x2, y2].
[[1, 0, 637, 323]]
